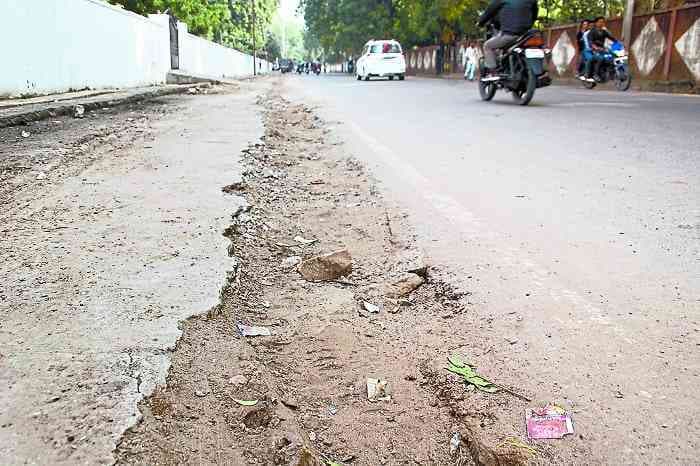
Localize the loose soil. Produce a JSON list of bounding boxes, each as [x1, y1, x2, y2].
[[115, 88, 586, 465]]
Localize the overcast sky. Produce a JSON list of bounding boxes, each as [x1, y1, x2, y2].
[[279, 0, 301, 20]]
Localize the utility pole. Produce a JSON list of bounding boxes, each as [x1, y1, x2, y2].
[[622, 0, 636, 47], [251, 0, 257, 76], [282, 16, 287, 58]]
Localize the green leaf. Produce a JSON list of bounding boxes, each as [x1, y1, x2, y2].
[[233, 399, 259, 406], [447, 356, 499, 393], [447, 354, 467, 368]]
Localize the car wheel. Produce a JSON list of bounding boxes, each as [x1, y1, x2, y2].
[[398, 74, 405, 81], [356, 73, 361, 81], [389, 76, 394, 81]]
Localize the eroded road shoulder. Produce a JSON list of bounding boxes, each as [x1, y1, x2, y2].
[[115, 87, 580, 465], [0, 85, 259, 465]]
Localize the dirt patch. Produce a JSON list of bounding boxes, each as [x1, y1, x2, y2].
[[115, 88, 566, 465], [0, 85, 236, 209], [0, 98, 172, 207]]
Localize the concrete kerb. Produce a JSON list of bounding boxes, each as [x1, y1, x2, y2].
[[0, 84, 209, 129]]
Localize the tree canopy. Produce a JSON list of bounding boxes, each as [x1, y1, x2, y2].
[[108, 0, 278, 55], [301, 0, 636, 57], [267, 11, 307, 61]]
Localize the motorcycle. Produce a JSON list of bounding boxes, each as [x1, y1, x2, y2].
[[478, 26, 552, 106], [582, 41, 632, 91]]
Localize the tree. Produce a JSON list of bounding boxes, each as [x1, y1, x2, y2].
[[301, 0, 394, 56], [222, 0, 279, 54], [301, 0, 646, 57], [267, 10, 307, 60], [108, 0, 279, 54], [301, 0, 487, 56]]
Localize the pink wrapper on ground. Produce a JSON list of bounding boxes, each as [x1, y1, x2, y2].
[[526, 406, 574, 439]]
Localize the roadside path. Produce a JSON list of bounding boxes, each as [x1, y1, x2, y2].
[[0, 86, 260, 464]]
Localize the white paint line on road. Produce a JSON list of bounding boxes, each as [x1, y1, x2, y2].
[[551, 102, 639, 108], [345, 119, 624, 335]]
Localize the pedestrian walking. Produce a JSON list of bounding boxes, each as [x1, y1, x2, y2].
[[463, 42, 478, 80]]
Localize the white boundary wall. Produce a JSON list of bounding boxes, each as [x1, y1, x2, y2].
[[178, 23, 271, 78], [0, 0, 269, 97]]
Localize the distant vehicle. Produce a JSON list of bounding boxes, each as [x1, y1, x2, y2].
[[356, 40, 406, 81], [279, 59, 295, 74], [581, 41, 632, 91]]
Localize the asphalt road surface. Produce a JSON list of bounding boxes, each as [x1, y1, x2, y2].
[[286, 74, 699, 464]]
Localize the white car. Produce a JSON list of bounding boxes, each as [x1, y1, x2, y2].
[[356, 40, 406, 81]]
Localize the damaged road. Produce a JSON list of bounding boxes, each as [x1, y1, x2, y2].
[[116, 89, 570, 465], [5, 74, 697, 466], [0, 84, 261, 465]]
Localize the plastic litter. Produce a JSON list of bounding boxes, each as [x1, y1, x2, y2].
[[363, 301, 380, 314], [449, 432, 461, 455], [294, 235, 318, 245], [233, 399, 258, 406], [236, 323, 271, 337], [282, 256, 302, 268], [525, 404, 574, 439], [367, 378, 391, 401]]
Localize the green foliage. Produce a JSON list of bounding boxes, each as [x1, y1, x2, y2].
[[301, 0, 632, 57], [108, 0, 279, 55], [537, 0, 624, 25], [221, 0, 279, 55], [301, 0, 394, 56], [267, 12, 307, 60]]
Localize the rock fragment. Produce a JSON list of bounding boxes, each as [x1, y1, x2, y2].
[[298, 249, 352, 282], [384, 273, 424, 298]]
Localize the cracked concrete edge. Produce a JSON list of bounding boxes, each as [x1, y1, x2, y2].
[[107, 252, 240, 465], [109, 156, 255, 465], [0, 84, 209, 129], [110, 267, 239, 464], [111, 96, 326, 465]]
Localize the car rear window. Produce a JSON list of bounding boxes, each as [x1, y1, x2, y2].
[[370, 43, 402, 54]]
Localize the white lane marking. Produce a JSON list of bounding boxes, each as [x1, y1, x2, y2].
[[346, 119, 623, 334], [551, 102, 638, 108]]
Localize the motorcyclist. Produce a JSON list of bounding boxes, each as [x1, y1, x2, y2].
[[478, 0, 539, 80], [576, 19, 592, 77], [583, 16, 619, 81]]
